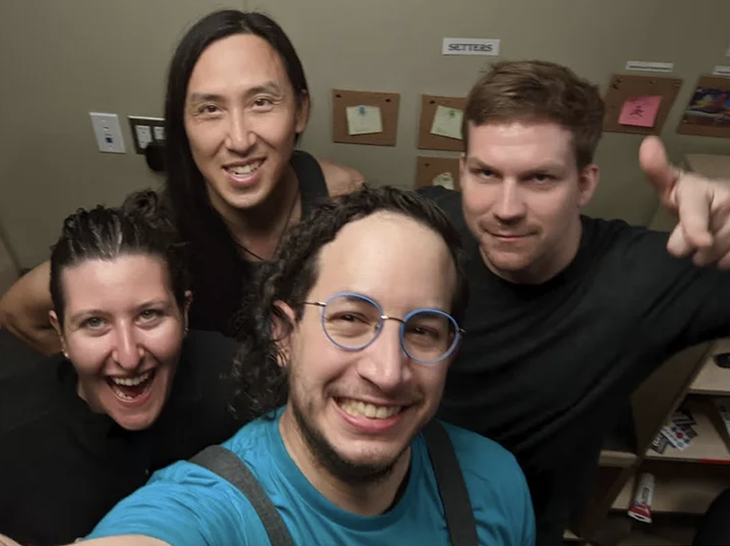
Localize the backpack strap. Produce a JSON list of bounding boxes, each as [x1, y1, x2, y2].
[[191, 423, 478, 546], [423, 420, 479, 546], [190, 445, 294, 546]]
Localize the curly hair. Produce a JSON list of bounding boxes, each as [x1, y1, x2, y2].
[[49, 190, 189, 326], [230, 186, 469, 419], [463, 60, 606, 170]]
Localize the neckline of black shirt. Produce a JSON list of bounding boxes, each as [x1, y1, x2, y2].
[[465, 215, 597, 297]]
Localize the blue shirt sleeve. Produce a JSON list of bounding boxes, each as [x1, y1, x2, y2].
[[87, 461, 269, 546]]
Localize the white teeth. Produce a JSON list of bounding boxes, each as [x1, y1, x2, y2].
[[339, 398, 402, 419], [110, 370, 152, 387], [228, 161, 262, 176]]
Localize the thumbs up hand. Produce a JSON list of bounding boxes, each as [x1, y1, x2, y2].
[[640, 136, 730, 269]]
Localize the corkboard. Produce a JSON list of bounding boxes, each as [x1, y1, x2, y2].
[[418, 95, 466, 151], [603, 74, 682, 135], [332, 89, 400, 146], [415, 156, 461, 190], [677, 75, 730, 138]]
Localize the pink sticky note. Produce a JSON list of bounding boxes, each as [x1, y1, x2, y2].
[[619, 95, 663, 127]]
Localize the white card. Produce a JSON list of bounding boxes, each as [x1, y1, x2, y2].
[[432, 171, 455, 190], [430, 105, 463, 140], [346, 105, 383, 135]]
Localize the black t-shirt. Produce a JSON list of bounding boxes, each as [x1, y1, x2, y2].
[[188, 150, 329, 335], [422, 187, 730, 546], [0, 330, 245, 546]]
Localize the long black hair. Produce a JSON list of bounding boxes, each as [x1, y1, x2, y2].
[[231, 186, 469, 419], [163, 10, 310, 334], [50, 191, 189, 326]]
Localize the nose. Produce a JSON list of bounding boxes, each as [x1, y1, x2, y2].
[[356, 322, 412, 393], [493, 179, 526, 223], [225, 108, 256, 154], [112, 324, 144, 370]]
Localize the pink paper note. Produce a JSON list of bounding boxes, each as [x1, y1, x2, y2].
[[619, 95, 663, 127]]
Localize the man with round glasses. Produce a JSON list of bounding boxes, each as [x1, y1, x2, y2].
[[303, 292, 465, 365], [31, 187, 534, 546]]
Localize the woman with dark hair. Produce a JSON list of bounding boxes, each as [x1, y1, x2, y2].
[[0, 192, 244, 546], [0, 10, 363, 353]]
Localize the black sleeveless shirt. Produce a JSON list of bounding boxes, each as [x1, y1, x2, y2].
[[187, 151, 329, 336]]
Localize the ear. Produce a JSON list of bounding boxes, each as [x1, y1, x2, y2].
[[183, 290, 193, 334], [576, 164, 600, 207], [272, 300, 297, 369], [459, 153, 467, 186], [295, 90, 310, 136], [49, 311, 67, 357]]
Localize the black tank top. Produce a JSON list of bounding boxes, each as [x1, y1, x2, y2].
[[188, 150, 329, 336]]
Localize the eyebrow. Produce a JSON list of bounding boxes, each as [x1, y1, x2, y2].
[[465, 157, 566, 175], [67, 300, 171, 324], [187, 81, 285, 104], [68, 309, 106, 325]]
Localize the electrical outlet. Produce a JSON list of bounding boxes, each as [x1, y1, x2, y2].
[[89, 112, 126, 153], [128, 115, 165, 154]]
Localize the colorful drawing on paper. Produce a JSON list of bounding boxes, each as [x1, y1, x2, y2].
[[680, 87, 730, 128]]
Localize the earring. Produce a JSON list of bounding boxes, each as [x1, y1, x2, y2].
[[62, 349, 69, 359]]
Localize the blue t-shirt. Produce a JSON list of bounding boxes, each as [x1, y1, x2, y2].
[[89, 409, 535, 546]]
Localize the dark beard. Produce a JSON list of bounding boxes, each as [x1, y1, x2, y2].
[[291, 399, 407, 485]]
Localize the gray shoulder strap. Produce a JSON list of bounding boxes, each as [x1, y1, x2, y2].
[[190, 445, 294, 546], [423, 420, 479, 546], [192, 424, 478, 546]]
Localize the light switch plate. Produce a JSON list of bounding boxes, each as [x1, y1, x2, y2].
[[128, 115, 165, 154], [89, 112, 126, 153]]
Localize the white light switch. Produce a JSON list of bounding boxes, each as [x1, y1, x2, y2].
[[135, 125, 153, 150], [89, 112, 126, 153]]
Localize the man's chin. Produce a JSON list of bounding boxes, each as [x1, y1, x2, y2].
[[326, 448, 404, 484], [481, 248, 532, 272]]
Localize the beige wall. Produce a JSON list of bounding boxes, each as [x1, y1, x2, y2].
[[2, 0, 730, 269]]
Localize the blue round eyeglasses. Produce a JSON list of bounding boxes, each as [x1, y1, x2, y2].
[[303, 292, 464, 365]]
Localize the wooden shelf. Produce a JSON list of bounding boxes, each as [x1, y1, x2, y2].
[[689, 338, 730, 396], [599, 449, 637, 467], [645, 401, 730, 464], [613, 463, 730, 515]]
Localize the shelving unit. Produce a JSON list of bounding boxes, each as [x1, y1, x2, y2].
[[613, 462, 730, 515], [609, 344, 730, 527], [688, 339, 730, 396], [565, 153, 730, 544]]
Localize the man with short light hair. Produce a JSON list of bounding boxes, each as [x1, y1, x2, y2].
[[423, 60, 730, 545]]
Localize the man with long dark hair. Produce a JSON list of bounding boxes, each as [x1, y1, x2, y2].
[[0, 10, 363, 353]]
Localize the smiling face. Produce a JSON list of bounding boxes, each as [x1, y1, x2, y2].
[[50, 254, 189, 431], [184, 33, 308, 222], [460, 120, 599, 284], [279, 212, 459, 482]]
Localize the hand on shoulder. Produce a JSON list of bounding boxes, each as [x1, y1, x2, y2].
[[319, 159, 365, 197]]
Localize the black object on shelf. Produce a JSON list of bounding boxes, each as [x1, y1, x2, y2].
[[713, 353, 730, 369], [144, 141, 166, 173]]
